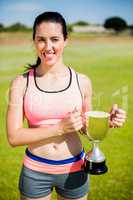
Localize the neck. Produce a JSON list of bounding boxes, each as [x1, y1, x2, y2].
[[36, 59, 67, 76]]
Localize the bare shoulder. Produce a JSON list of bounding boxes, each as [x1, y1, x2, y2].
[[9, 72, 28, 95]]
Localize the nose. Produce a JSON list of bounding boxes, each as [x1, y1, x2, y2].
[[45, 40, 52, 51]]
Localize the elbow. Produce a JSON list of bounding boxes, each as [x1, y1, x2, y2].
[[7, 128, 23, 147], [8, 137, 18, 147], [7, 131, 21, 147]]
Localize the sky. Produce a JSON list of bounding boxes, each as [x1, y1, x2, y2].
[[0, 0, 133, 27]]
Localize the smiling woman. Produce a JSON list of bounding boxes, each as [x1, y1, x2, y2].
[[34, 22, 67, 68], [6, 11, 91, 200], [6, 11, 126, 200]]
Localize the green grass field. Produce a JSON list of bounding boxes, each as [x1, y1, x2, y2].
[[0, 32, 133, 200]]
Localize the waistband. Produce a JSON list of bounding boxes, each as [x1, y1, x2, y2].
[[23, 148, 85, 174], [26, 148, 85, 165]]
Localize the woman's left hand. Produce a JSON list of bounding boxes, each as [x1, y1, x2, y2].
[[109, 104, 126, 128]]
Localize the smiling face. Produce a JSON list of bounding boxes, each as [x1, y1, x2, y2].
[[34, 22, 67, 67]]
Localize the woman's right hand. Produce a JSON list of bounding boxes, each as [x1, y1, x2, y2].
[[58, 108, 83, 135]]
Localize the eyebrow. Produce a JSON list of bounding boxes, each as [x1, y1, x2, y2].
[[36, 35, 60, 39]]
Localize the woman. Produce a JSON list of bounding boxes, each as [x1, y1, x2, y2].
[[6, 11, 126, 200]]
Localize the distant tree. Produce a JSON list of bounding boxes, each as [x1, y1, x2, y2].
[[104, 17, 127, 33], [128, 25, 133, 35], [74, 21, 89, 26], [0, 23, 4, 28], [67, 24, 73, 33], [0, 23, 4, 31], [7, 22, 28, 31]]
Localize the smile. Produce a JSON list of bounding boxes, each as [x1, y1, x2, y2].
[[43, 52, 55, 59]]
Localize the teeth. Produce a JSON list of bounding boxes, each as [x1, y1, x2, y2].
[[43, 52, 54, 54], [43, 53, 54, 56]]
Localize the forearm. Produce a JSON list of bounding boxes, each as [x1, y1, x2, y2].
[[8, 123, 62, 147]]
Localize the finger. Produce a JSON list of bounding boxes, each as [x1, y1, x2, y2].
[[82, 118, 88, 126], [68, 115, 83, 126], [71, 113, 82, 121], [72, 107, 79, 114], [116, 109, 126, 115], [65, 111, 72, 118], [67, 111, 80, 121], [75, 123, 83, 131], [110, 104, 118, 120], [113, 118, 125, 123], [82, 113, 87, 119], [68, 123, 83, 132], [70, 120, 83, 129], [112, 120, 124, 127], [74, 120, 83, 126], [110, 104, 118, 114], [72, 107, 82, 118], [116, 113, 126, 119], [72, 111, 82, 117]]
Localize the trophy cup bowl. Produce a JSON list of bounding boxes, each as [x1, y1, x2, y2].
[[84, 111, 110, 175]]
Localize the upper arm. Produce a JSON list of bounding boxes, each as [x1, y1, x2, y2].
[[78, 73, 92, 113], [6, 74, 27, 139]]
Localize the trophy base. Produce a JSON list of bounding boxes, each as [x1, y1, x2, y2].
[[84, 160, 108, 175]]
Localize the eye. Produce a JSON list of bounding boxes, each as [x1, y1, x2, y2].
[[38, 38, 45, 42], [51, 38, 59, 42], [36, 36, 45, 42]]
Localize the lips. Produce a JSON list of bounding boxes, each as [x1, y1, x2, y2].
[[43, 52, 55, 60]]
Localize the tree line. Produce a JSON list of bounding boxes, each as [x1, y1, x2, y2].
[[0, 22, 31, 32], [0, 16, 132, 34]]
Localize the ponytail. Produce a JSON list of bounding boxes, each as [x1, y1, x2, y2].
[[24, 57, 41, 72], [35, 57, 41, 67]]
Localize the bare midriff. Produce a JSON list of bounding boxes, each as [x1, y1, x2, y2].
[[28, 124, 83, 160]]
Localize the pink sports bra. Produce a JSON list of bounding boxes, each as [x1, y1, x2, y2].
[[23, 67, 83, 126]]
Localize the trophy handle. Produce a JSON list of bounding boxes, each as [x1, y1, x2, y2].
[[86, 130, 94, 141]]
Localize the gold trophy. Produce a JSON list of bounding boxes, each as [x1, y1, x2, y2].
[[84, 111, 110, 175]]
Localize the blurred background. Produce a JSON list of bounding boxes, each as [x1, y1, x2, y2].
[[0, 0, 133, 200]]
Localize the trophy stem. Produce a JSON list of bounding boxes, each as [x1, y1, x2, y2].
[[91, 140, 100, 148], [84, 140, 108, 174]]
